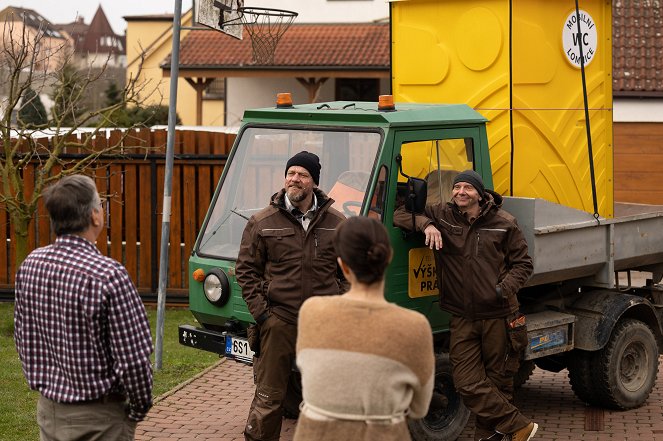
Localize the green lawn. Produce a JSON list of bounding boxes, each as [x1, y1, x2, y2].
[[0, 303, 219, 441]]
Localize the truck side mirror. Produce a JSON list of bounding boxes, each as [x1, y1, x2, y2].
[[405, 177, 427, 214]]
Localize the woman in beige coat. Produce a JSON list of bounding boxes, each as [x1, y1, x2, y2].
[[294, 216, 435, 441]]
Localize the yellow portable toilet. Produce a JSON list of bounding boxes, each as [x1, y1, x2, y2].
[[391, 0, 613, 217]]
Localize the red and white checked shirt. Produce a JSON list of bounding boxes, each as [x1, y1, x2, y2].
[[14, 235, 153, 421]]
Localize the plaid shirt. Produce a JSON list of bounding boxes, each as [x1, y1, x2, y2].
[[14, 235, 153, 421]]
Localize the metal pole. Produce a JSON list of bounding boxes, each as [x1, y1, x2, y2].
[[155, 0, 183, 371]]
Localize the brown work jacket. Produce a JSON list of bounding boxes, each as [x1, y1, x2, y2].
[[394, 190, 533, 319], [236, 188, 347, 325]]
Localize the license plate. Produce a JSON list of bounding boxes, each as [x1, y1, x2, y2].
[[530, 329, 566, 352], [225, 335, 255, 362]]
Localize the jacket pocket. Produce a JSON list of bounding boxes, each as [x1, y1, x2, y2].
[[477, 228, 507, 259], [436, 220, 464, 255], [312, 227, 336, 261], [259, 228, 296, 263]]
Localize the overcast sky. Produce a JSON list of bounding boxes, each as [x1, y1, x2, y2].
[[7, 1, 194, 35]]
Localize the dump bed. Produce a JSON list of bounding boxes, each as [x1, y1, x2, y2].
[[502, 197, 663, 287]]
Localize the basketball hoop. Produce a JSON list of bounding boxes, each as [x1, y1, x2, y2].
[[238, 7, 298, 64]]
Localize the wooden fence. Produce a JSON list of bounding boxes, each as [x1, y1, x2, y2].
[[614, 122, 663, 205], [0, 128, 236, 301]]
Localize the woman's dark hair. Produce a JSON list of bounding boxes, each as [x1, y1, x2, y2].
[[44, 175, 99, 236], [334, 216, 392, 284]]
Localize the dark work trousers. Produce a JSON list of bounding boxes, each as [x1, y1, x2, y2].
[[37, 395, 137, 441], [245, 314, 297, 441], [449, 316, 530, 440]]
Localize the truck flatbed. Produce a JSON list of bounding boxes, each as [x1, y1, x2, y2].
[[503, 197, 663, 288]]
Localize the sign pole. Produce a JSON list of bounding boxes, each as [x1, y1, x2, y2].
[[155, 0, 183, 371]]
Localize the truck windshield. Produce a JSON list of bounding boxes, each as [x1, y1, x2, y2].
[[196, 126, 382, 259]]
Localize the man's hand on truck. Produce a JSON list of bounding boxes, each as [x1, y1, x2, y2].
[[424, 224, 443, 250]]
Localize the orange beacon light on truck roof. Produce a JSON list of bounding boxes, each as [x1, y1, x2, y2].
[[276, 93, 293, 108], [378, 95, 395, 111]]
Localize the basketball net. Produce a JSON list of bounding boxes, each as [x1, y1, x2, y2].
[[239, 7, 298, 64]]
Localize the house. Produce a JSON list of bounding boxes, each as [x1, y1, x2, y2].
[[162, 22, 390, 126], [124, 10, 203, 124], [55, 6, 126, 70], [124, 0, 389, 126], [54, 6, 127, 111], [0, 6, 72, 121], [612, 4, 663, 205], [1, 5, 128, 117], [0, 6, 70, 73]]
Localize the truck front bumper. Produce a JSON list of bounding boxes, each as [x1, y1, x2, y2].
[[178, 324, 254, 364]]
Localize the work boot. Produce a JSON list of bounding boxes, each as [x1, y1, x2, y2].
[[510, 422, 538, 441]]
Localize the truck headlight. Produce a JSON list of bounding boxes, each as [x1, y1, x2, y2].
[[203, 269, 230, 306]]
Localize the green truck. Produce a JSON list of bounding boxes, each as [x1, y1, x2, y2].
[[179, 98, 663, 440]]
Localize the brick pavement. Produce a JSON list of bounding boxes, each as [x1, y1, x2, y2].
[[136, 355, 663, 441]]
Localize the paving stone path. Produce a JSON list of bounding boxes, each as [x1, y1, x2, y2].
[[136, 355, 663, 440]]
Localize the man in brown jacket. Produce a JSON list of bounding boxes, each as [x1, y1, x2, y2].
[[235, 151, 347, 441], [395, 170, 537, 441]]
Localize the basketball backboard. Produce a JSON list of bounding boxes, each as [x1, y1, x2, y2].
[[195, 0, 243, 40]]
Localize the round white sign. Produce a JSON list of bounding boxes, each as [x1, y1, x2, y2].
[[562, 10, 598, 68]]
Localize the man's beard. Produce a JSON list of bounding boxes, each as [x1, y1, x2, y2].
[[287, 186, 308, 202]]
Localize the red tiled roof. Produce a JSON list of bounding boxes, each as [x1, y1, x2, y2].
[[163, 23, 389, 69], [613, 4, 663, 96]]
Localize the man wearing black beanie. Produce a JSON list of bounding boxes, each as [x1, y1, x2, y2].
[[394, 169, 537, 441], [285, 151, 321, 185], [236, 151, 347, 441]]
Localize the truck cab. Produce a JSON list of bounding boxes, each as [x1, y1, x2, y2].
[[182, 98, 492, 342]]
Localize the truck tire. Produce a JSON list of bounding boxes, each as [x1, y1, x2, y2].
[[593, 319, 659, 409], [408, 353, 470, 441], [567, 349, 598, 406]]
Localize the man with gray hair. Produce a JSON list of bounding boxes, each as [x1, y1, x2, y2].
[[14, 174, 153, 440]]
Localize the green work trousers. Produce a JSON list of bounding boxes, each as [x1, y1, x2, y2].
[[449, 315, 530, 439], [244, 314, 297, 441]]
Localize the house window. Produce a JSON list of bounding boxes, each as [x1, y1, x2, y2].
[[335, 78, 379, 101], [204, 78, 226, 100]]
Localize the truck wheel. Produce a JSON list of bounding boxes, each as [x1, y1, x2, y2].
[[514, 360, 535, 389], [593, 319, 659, 409], [567, 349, 598, 406], [408, 353, 470, 441]]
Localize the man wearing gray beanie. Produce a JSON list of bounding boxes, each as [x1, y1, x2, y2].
[[236, 151, 347, 441], [452, 169, 485, 199], [394, 169, 536, 441]]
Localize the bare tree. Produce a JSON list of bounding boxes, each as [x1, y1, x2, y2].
[[1, 16, 157, 267]]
